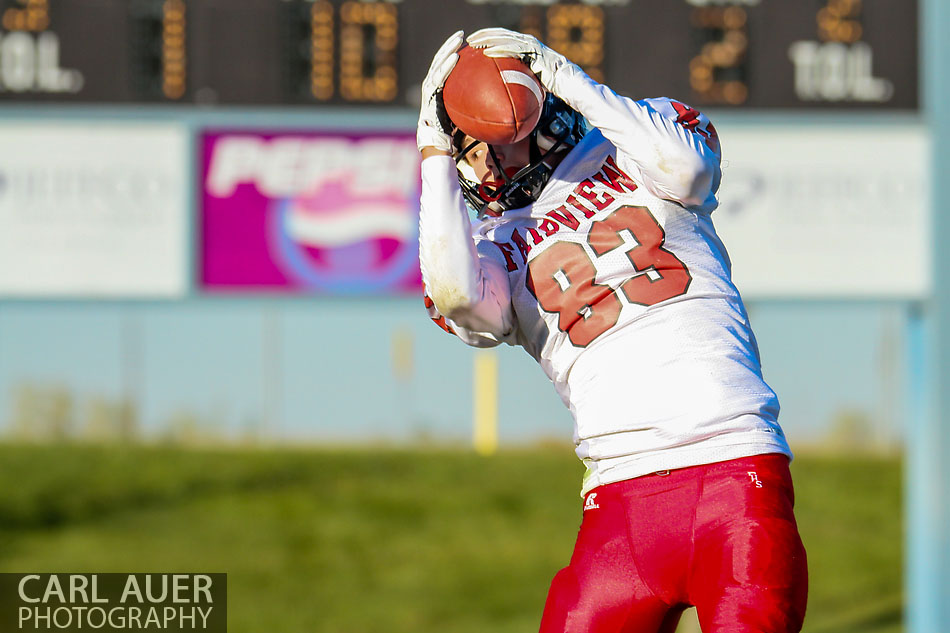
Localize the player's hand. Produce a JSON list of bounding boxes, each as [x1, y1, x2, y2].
[[417, 30, 464, 154], [467, 28, 575, 96]]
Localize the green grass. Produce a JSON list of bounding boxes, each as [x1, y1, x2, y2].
[[0, 444, 902, 633], [792, 454, 903, 633]]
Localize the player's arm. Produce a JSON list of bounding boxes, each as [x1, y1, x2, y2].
[[571, 91, 722, 211], [576, 91, 721, 211], [418, 154, 515, 341], [416, 31, 516, 343], [467, 28, 722, 211]]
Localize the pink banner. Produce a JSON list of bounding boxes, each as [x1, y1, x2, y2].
[[201, 130, 422, 294]]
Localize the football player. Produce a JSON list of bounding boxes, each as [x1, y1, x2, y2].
[[417, 29, 808, 633]]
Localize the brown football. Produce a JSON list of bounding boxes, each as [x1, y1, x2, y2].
[[443, 45, 545, 145]]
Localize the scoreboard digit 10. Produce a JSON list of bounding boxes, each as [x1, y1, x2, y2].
[[0, 0, 918, 110]]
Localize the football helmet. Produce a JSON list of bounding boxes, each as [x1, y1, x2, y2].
[[452, 94, 587, 217]]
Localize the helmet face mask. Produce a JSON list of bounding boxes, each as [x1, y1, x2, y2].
[[453, 94, 587, 218]]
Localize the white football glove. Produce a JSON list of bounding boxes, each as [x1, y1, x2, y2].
[[466, 28, 577, 97], [417, 30, 464, 153]]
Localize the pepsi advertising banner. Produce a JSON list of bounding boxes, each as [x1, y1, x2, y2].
[[201, 130, 422, 294]]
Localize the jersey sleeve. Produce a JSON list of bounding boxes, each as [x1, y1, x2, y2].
[[551, 65, 722, 213], [422, 289, 510, 348], [418, 154, 516, 347]]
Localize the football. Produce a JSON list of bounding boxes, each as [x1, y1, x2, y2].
[[442, 45, 545, 146]]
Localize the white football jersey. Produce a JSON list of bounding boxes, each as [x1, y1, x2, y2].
[[419, 86, 791, 496]]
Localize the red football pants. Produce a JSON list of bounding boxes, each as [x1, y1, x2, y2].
[[539, 454, 808, 633]]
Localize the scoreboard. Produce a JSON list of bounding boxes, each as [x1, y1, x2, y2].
[[0, 0, 918, 110]]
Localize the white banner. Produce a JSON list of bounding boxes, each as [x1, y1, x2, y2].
[[0, 122, 188, 298], [713, 123, 930, 299]]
